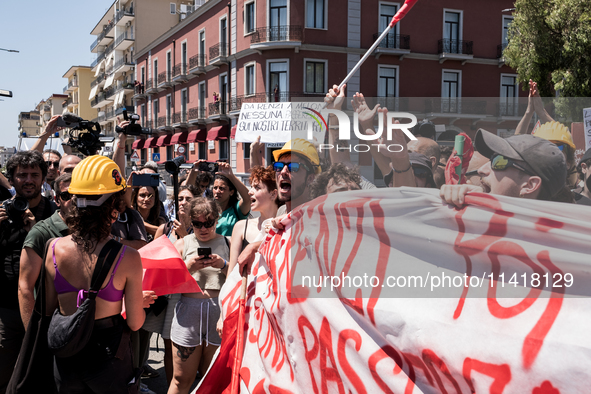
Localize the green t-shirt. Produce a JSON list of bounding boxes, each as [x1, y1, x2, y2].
[[216, 201, 248, 236], [23, 210, 69, 258]]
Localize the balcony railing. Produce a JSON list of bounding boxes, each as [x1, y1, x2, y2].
[[91, 51, 106, 69], [497, 101, 527, 117], [172, 63, 187, 78], [209, 101, 228, 116], [114, 31, 134, 48], [62, 85, 68, 94], [438, 39, 473, 55], [424, 98, 486, 114], [113, 57, 133, 73], [114, 7, 134, 24], [250, 25, 303, 44], [189, 54, 207, 70], [134, 83, 145, 96], [90, 21, 115, 51], [91, 73, 106, 88], [68, 79, 78, 89], [158, 71, 172, 85], [209, 42, 227, 60], [105, 108, 115, 120], [157, 116, 169, 128], [188, 107, 206, 121], [90, 87, 115, 107], [172, 111, 188, 124], [497, 43, 508, 59], [373, 33, 411, 50]]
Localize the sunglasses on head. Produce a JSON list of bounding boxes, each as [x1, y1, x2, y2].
[[491, 154, 535, 176], [273, 162, 310, 173], [192, 219, 216, 229], [46, 160, 60, 168], [57, 191, 72, 201]]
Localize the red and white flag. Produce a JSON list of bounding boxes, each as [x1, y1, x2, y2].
[[204, 188, 591, 394]]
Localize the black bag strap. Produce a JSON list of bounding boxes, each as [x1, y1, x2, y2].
[[88, 240, 121, 299]]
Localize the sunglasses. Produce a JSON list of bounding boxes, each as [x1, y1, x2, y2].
[[555, 144, 565, 151], [412, 167, 431, 179], [273, 162, 310, 173], [57, 191, 72, 201], [46, 160, 60, 168], [491, 154, 535, 176], [192, 219, 216, 229]]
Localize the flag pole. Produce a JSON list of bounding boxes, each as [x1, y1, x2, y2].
[[230, 266, 249, 394]]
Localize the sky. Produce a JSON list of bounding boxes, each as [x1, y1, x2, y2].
[[0, 0, 114, 148]]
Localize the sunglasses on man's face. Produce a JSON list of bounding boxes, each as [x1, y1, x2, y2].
[[412, 167, 431, 179], [273, 162, 309, 173], [192, 219, 216, 229], [57, 191, 72, 201], [46, 160, 60, 168], [555, 143, 565, 151], [491, 154, 535, 176]]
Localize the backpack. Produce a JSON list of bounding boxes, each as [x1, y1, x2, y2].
[[47, 239, 121, 358]]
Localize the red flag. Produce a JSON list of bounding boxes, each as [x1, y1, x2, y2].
[[138, 235, 201, 296], [390, 0, 419, 27]]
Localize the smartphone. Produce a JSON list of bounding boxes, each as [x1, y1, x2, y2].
[[198, 247, 212, 259], [131, 173, 160, 187], [198, 162, 219, 173]]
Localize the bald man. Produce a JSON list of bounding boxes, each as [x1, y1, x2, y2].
[[407, 137, 443, 187], [59, 154, 82, 174]]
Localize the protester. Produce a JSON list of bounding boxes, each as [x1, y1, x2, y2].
[[211, 162, 251, 236], [0, 151, 55, 392], [573, 148, 591, 205], [310, 163, 362, 199], [44, 155, 149, 393], [384, 153, 436, 188], [59, 154, 82, 174], [19, 173, 73, 330], [408, 137, 441, 187], [440, 130, 569, 206], [464, 151, 490, 187], [132, 185, 166, 242], [169, 197, 230, 394], [42, 149, 62, 199]]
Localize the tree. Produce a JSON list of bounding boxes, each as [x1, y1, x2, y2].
[[504, 0, 591, 120]]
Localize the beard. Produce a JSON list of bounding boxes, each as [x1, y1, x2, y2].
[[15, 183, 41, 200]]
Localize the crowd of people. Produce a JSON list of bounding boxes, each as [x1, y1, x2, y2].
[[0, 79, 589, 394]]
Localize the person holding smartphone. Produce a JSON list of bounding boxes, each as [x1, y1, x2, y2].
[[168, 197, 229, 394]]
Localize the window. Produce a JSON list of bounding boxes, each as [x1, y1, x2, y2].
[[306, 0, 325, 29], [219, 73, 228, 111], [140, 104, 146, 127], [305, 60, 326, 94], [270, 0, 287, 30], [170, 3, 176, 14], [245, 1, 255, 34], [443, 10, 462, 53], [140, 66, 145, 86], [181, 89, 188, 121], [500, 74, 518, 116], [219, 139, 228, 160], [442, 70, 461, 112], [378, 66, 398, 97], [152, 99, 159, 122], [167, 145, 173, 160], [167, 51, 172, 80], [181, 41, 187, 73], [243, 143, 251, 159], [166, 95, 172, 124], [199, 82, 206, 114], [220, 18, 227, 55], [379, 3, 399, 48], [502, 16, 513, 46], [198, 142, 207, 159], [245, 63, 255, 96], [199, 30, 205, 56], [141, 148, 146, 162], [268, 60, 288, 101], [153, 60, 158, 84]]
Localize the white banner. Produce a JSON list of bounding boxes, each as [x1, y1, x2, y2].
[[583, 107, 591, 152]]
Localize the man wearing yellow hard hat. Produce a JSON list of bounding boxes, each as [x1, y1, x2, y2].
[[272, 138, 321, 213]]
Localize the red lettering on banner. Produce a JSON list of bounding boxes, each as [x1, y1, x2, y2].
[[252, 379, 266, 394], [319, 318, 346, 394], [368, 346, 405, 394], [337, 330, 367, 394], [268, 385, 294, 394], [422, 349, 462, 394], [534, 218, 564, 232], [241, 367, 251, 387], [532, 380, 560, 394], [462, 357, 511, 394], [402, 352, 434, 391], [298, 315, 320, 394]]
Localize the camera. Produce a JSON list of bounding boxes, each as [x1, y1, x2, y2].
[[116, 110, 152, 136], [59, 113, 106, 156], [198, 162, 219, 173], [131, 173, 160, 187], [1, 197, 29, 227]]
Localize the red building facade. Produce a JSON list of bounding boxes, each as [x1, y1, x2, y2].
[[133, 0, 522, 183]]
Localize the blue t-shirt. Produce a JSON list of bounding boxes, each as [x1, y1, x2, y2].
[[216, 200, 248, 236]]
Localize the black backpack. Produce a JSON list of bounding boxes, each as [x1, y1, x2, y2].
[[47, 239, 121, 358]]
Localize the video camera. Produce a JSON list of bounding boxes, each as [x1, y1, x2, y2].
[[116, 110, 152, 136], [58, 113, 108, 156], [1, 196, 29, 228]]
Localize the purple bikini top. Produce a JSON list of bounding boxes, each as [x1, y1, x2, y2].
[[52, 238, 126, 307]]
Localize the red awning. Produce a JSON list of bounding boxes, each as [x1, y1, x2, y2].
[[144, 137, 158, 148], [187, 128, 207, 143], [131, 138, 145, 150], [230, 125, 237, 139], [170, 131, 189, 145], [207, 125, 230, 141], [156, 134, 172, 147]]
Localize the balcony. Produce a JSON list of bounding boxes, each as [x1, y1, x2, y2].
[[91, 51, 107, 69], [133, 83, 146, 100], [66, 79, 78, 92], [90, 88, 116, 108], [209, 43, 228, 66], [172, 111, 189, 128], [373, 33, 411, 59], [114, 31, 134, 51], [105, 108, 116, 121], [91, 22, 114, 52], [208, 101, 229, 120], [62, 97, 72, 109], [497, 101, 527, 118], [91, 73, 106, 88], [188, 107, 207, 124], [250, 26, 302, 51], [424, 98, 487, 116], [172, 63, 188, 84], [62, 85, 68, 94], [188, 54, 207, 75], [157, 71, 172, 89], [114, 7, 134, 26], [112, 56, 134, 77], [438, 39, 474, 64], [145, 78, 158, 94], [157, 115, 173, 131]]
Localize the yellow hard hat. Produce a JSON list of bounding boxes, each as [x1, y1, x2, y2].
[[272, 138, 321, 174], [69, 155, 126, 195], [532, 121, 575, 150]]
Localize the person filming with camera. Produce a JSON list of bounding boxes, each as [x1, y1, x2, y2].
[[0, 150, 57, 392]]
